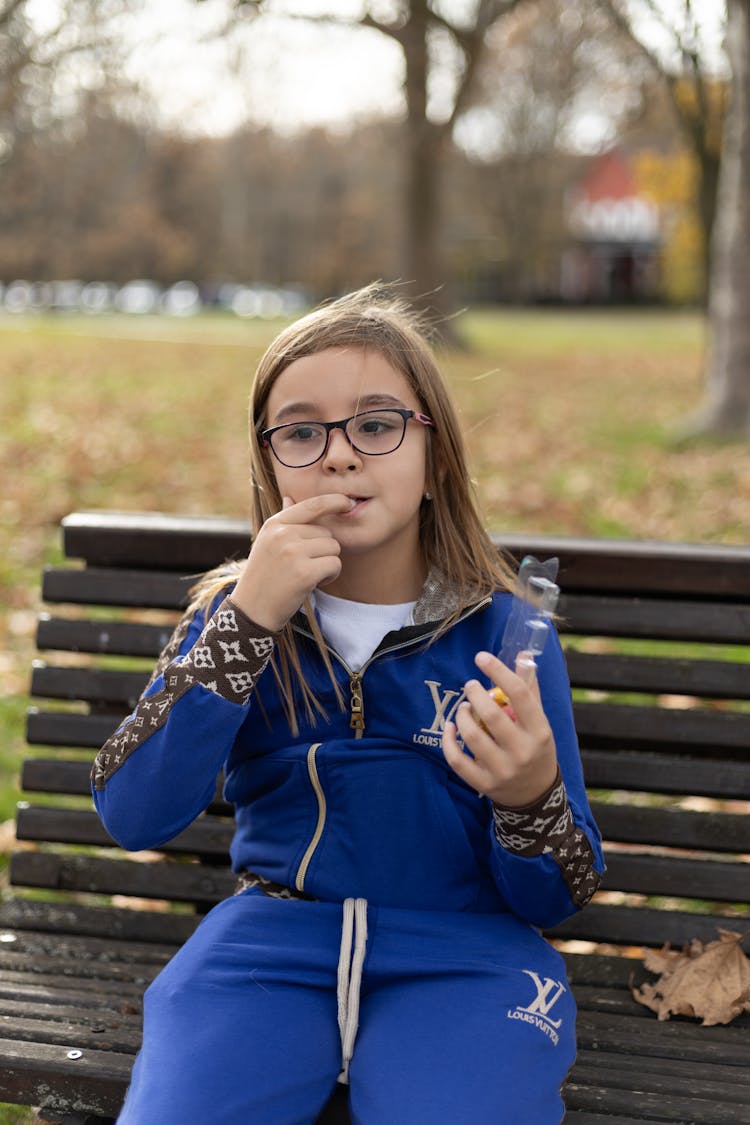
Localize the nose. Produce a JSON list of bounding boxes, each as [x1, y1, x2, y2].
[[322, 425, 361, 471]]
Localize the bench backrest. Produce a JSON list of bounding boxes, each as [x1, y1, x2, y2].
[[15, 511, 750, 951]]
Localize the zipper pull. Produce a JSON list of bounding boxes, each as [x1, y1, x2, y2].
[[350, 673, 365, 732]]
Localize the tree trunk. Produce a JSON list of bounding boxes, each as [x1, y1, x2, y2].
[[685, 0, 750, 437], [696, 147, 721, 302], [401, 1, 449, 310]]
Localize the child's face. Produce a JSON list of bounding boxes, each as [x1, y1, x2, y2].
[[265, 346, 429, 582]]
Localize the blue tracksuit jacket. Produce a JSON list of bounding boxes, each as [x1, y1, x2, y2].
[[92, 579, 604, 930]]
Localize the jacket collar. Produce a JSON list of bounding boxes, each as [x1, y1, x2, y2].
[[412, 568, 465, 625]]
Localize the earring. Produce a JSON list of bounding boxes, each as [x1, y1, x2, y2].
[[424, 492, 433, 501]]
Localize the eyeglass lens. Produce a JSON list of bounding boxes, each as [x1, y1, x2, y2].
[[271, 410, 407, 466]]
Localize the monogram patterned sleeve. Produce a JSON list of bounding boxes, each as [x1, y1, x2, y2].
[[91, 596, 276, 790], [491, 770, 602, 909]]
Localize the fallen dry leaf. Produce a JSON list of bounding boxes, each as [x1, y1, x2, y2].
[[632, 929, 750, 1025]]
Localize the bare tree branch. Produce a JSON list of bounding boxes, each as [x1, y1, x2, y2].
[[0, 0, 27, 31], [446, 0, 528, 130]]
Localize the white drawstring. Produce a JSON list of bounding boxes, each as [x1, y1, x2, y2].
[[336, 897, 368, 1084]]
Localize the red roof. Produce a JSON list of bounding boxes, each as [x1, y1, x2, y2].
[[577, 150, 638, 203]]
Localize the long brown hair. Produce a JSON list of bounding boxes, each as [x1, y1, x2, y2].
[[192, 283, 516, 732]]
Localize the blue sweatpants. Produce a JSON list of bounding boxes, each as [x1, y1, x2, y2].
[[118, 889, 576, 1124]]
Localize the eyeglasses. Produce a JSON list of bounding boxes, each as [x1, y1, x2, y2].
[[261, 408, 434, 468]]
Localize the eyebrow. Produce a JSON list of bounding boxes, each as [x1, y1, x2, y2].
[[271, 393, 408, 425]]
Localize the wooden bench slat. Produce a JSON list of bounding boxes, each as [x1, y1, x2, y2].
[[591, 802, 750, 852], [564, 1080, 750, 1125], [0, 948, 163, 987], [581, 748, 750, 800], [570, 1066, 750, 1118], [31, 666, 150, 707], [600, 851, 750, 903], [42, 567, 192, 610], [16, 806, 234, 857], [19, 757, 94, 795], [0, 1013, 141, 1056], [10, 851, 237, 904], [561, 593, 750, 643], [26, 709, 121, 749], [576, 1008, 750, 1060], [0, 929, 174, 968], [22, 798, 750, 864], [574, 699, 750, 752], [566, 650, 750, 700], [37, 615, 178, 658], [553, 903, 750, 949], [0, 996, 141, 1028], [0, 897, 199, 947], [0, 974, 144, 1008], [0, 1035, 131, 1117], [19, 758, 235, 819], [564, 1115, 676, 1125], [574, 1051, 750, 1099], [63, 511, 250, 572], [31, 653, 750, 708], [62, 514, 750, 599], [28, 699, 750, 756]]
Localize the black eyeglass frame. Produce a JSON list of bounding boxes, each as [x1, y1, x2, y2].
[[261, 408, 435, 468]]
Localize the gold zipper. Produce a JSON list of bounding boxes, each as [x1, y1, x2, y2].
[[295, 743, 326, 892], [293, 595, 493, 742], [349, 673, 365, 734]]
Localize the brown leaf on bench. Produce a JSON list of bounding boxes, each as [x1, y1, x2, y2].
[[632, 929, 750, 1026]]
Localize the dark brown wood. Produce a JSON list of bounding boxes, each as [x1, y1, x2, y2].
[[37, 615, 177, 659], [26, 710, 122, 749], [581, 748, 750, 799], [62, 511, 250, 572], [19, 760, 232, 817], [552, 903, 750, 949], [0, 897, 197, 946], [4, 511, 750, 1125], [591, 802, 750, 852], [42, 567, 192, 610], [60, 513, 750, 598], [566, 649, 750, 699], [15, 806, 233, 858], [561, 593, 750, 643], [31, 666, 150, 707], [10, 852, 236, 904], [0, 1036, 132, 1117], [574, 699, 750, 752]]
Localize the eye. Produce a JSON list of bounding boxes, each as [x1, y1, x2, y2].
[[353, 412, 399, 436], [280, 423, 323, 444]]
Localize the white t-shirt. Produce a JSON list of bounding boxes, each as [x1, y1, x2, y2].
[[310, 589, 417, 671]]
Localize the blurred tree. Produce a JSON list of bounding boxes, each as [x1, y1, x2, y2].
[[198, 0, 530, 311], [688, 0, 750, 435], [0, 0, 137, 154], [599, 0, 728, 297], [601, 0, 750, 436], [452, 0, 653, 302]]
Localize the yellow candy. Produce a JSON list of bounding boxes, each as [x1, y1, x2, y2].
[[489, 687, 510, 708]]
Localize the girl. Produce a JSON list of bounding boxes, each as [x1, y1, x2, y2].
[[92, 284, 604, 1125]]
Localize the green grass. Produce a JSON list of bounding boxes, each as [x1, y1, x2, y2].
[[0, 1105, 36, 1123]]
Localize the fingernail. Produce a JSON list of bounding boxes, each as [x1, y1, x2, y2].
[[465, 679, 480, 691], [475, 651, 492, 667]]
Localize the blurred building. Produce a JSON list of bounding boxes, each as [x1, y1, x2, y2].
[[561, 149, 662, 303]]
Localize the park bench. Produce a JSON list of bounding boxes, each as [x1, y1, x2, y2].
[[1, 510, 750, 1124]]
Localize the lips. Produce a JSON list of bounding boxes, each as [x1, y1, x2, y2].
[[339, 495, 370, 515]]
